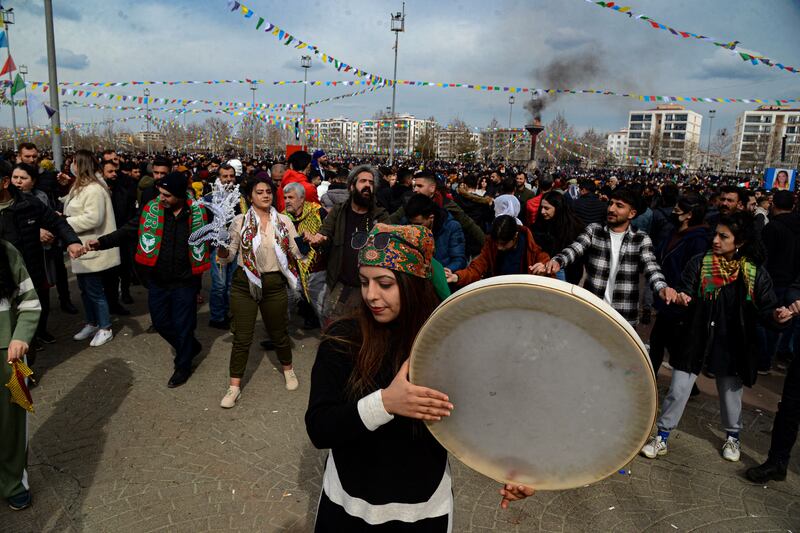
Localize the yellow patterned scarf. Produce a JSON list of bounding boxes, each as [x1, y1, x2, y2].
[[700, 252, 757, 302], [285, 202, 323, 300]]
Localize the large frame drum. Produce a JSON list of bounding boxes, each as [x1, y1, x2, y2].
[[410, 275, 657, 490]]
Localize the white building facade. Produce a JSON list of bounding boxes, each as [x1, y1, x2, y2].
[[626, 105, 703, 167], [731, 106, 800, 172]]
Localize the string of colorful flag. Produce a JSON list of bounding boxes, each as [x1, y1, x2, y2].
[[226, 1, 386, 85], [538, 130, 686, 169], [22, 82, 302, 110], [33, 76, 800, 105], [583, 1, 799, 75], [305, 82, 386, 106]]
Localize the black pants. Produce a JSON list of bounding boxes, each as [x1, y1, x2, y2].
[[47, 245, 71, 304], [102, 266, 122, 310], [649, 313, 685, 376], [148, 283, 199, 372], [769, 355, 800, 464]]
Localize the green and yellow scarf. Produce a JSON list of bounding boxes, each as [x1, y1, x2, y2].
[[699, 252, 756, 302], [285, 202, 323, 301]]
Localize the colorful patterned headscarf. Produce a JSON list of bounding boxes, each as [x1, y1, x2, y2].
[[358, 224, 434, 279]]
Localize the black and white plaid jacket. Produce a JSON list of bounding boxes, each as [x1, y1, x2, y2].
[[553, 223, 668, 324]]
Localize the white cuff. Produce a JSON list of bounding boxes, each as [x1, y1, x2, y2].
[[357, 390, 394, 431]]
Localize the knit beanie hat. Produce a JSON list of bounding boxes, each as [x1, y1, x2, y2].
[[155, 171, 189, 198]]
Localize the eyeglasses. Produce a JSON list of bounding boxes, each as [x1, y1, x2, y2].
[[351, 230, 418, 252]]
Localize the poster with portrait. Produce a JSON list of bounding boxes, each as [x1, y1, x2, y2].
[[763, 168, 796, 191]]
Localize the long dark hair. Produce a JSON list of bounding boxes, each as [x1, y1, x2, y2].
[[330, 271, 440, 399], [533, 192, 585, 252], [718, 212, 766, 265]]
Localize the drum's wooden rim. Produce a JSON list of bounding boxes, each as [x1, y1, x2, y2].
[[410, 276, 658, 490]]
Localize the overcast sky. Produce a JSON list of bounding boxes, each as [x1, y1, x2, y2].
[[2, 0, 800, 141]]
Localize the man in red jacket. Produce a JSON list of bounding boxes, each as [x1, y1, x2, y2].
[[276, 151, 319, 212]]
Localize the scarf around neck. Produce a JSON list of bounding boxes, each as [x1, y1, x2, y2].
[[699, 252, 756, 302], [286, 202, 322, 300], [240, 206, 298, 301]]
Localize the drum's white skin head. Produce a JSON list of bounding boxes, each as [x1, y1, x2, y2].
[[410, 275, 657, 491]]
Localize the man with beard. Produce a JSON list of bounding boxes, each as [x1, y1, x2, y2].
[[305, 165, 389, 326], [534, 187, 678, 326]]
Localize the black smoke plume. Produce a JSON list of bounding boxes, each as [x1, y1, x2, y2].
[[524, 51, 606, 121]]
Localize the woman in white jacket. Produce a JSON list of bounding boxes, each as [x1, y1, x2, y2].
[[63, 150, 120, 347]]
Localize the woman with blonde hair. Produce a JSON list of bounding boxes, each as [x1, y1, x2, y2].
[[63, 150, 120, 347]]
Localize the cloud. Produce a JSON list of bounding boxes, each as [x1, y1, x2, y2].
[[545, 28, 594, 50], [691, 49, 773, 81], [37, 49, 90, 70], [16, 0, 82, 21], [118, 10, 129, 21]]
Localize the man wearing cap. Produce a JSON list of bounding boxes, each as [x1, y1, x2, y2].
[[88, 172, 211, 388]]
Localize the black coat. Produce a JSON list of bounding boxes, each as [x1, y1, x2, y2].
[[762, 212, 800, 287], [573, 193, 607, 226], [0, 189, 81, 286], [653, 225, 712, 316], [108, 174, 139, 229], [672, 254, 780, 387]]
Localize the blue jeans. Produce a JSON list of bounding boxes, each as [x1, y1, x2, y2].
[[209, 250, 237, 323], [148, 284, 199, 372], [77, 273, 111, 329]]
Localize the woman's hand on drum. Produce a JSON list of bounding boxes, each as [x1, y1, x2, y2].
[[499, 484, 535, 509], [382, 359, 454, 421], [443, 268, 459, 284]]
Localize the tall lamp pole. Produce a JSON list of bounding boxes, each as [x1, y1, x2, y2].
[[388, 3, 405, 166], [507, 95, 515, 161], [706, 109, 716, 170], [2, 7, 18, 151], [18, 64, 32, 140], [249, 81, 257, 157], [144, 88, 151, 155], [301, 55, 311, 148]]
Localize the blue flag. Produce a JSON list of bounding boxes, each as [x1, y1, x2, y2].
[[0, 31, 7, 48]]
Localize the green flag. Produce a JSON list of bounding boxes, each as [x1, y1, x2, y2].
[[10, 73, 24, 97]]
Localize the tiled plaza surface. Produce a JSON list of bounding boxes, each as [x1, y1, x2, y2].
[[1, 281, 798, 532]]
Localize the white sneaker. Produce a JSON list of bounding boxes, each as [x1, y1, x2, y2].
[[284, 369, 299, 391], [73, 324, 99, 341], [722, 436, 741, 462], [89, 328, 113, 347], [641, 435, 668, 459], [220, 386, 241, 408]]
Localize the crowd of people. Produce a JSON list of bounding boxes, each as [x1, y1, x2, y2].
[[0, 142, 798, 529]]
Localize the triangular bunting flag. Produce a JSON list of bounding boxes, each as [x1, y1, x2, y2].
[[0, 31, 7, 48], [0, 54, 16, 76], [44, 104, 56, 118], [10, 72, 24, 97]]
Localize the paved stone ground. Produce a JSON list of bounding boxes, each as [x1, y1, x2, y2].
[[1, 280, 799, 532]]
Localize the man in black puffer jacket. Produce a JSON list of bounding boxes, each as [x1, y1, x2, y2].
[[0, 172, 83, 349]]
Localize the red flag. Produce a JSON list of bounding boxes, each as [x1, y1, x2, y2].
[[0, 54, 16, 76]]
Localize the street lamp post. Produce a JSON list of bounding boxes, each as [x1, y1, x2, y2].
[[2, 7, 19, 151], [301, 55, 311, 148], [250, 81, 257, 157], [706, 109, 716, 170], [144, 88, 151, 155], [388, 3, 405, 166], [18, 64, 32, 140], [506, 95, 515, 161]]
